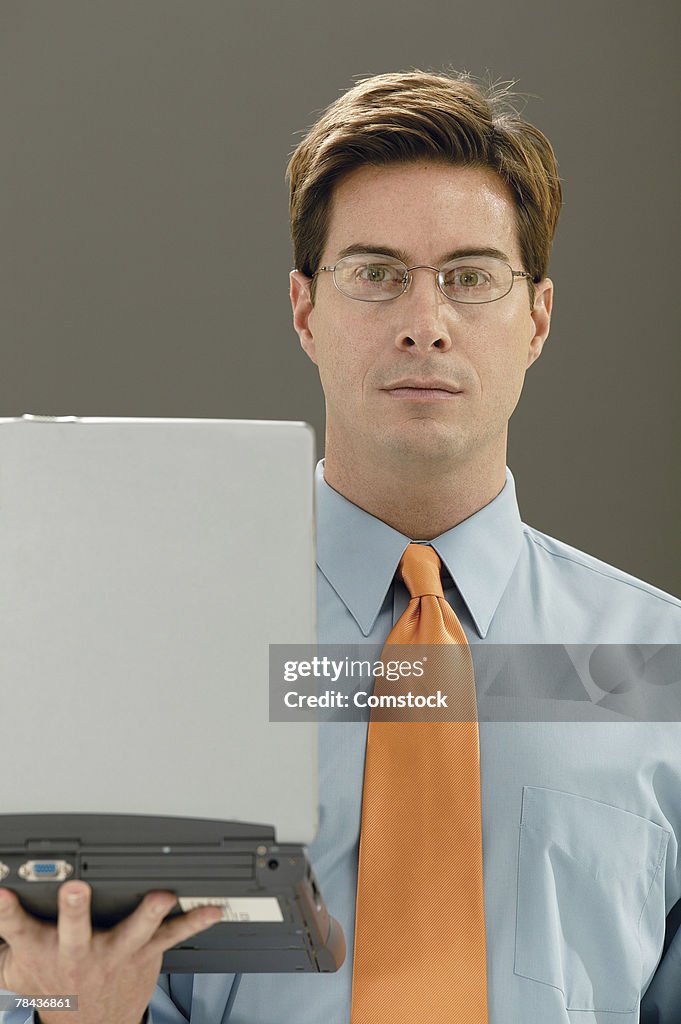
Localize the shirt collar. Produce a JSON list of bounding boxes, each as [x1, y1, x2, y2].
[[315, 460, 524, 639]]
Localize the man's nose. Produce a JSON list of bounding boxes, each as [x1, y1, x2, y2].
[[393, 267, 455, 352]]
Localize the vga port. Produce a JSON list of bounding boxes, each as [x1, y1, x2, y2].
[[18, 860, 73, 882]]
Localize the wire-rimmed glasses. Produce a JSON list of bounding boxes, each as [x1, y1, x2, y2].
[[312, 252, 531, 304]]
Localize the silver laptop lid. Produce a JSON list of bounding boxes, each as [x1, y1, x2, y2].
[[0, 416, 317, 844]]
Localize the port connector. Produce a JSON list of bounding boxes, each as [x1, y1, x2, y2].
[[18, 860, 74, 882]]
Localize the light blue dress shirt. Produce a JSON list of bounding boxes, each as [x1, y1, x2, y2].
[[4, 463, 680, 1024]]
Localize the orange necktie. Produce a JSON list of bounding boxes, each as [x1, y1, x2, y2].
[[351, 543, 489, 1022]]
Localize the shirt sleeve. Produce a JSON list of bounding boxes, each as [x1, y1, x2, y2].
[[0, 981, 195, 1024], [640, 902, 681, 1023], [0, 1008, 33, 1024], [3, 973, 239, 1024], [147, 976, 190, 1024], [148, 973, 241, 1023], [1, 1004, 163, 1024]]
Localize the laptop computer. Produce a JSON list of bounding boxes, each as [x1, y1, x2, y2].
[[0, 415, 344, 973]]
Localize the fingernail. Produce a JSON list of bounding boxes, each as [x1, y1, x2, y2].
[[66, 891, 84, 905]]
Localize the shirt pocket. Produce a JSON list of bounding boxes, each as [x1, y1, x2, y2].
[[514, 786, 670, 1013]]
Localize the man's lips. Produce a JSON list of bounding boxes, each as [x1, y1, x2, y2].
[[382, 379, 463, 401]]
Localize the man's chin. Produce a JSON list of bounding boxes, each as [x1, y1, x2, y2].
[[377, 424, 472, 464]]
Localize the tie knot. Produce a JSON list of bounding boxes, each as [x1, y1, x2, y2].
[[398, 543, 444, 599]]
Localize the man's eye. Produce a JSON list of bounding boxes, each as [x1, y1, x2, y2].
[[447, 268, 490, 288], [357, 264, 396, 283]]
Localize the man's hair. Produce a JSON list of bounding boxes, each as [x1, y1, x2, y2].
[[287, 70, 562, 299]]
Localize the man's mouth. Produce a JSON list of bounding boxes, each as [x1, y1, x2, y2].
[[382, 379, 462, 401]]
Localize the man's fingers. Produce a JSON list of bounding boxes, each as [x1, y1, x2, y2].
[[56, 881, 93, 956], [150, 904, 223, 954], [1, 883, 220, 958], [0, 888, 42, 951], [106, 891, 179, 957]]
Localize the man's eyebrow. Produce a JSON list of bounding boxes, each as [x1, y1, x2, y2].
[[335, 243, 411, 263], [334, 243, 512, 264], [439, 245, 511, 264]]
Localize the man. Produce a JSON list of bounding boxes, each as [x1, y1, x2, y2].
[[2, 70, 680, 1024]]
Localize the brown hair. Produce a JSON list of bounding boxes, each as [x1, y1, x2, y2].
[[287, 70, 562, 301]]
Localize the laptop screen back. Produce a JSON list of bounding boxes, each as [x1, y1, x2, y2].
[[0, 416, 318, 844]]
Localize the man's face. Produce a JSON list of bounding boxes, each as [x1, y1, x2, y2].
[[290, 162, 553, 474]]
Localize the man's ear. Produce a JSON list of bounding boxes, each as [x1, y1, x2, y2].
[[290, 270, 317, 365], [526, 277, 554, 369]]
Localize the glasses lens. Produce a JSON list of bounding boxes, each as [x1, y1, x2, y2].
[[440, 256, 513, 303], [334, 254, 407, 301]]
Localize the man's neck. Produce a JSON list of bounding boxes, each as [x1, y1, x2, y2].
[[322, 446, 507, 540]]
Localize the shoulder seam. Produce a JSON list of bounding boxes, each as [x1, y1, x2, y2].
[[523, 528, 681, 610]]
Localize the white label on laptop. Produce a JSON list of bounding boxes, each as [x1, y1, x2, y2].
[[178, 896, 284, 922]]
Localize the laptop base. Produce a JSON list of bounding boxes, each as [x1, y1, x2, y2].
[[0, 814, 345, 973]]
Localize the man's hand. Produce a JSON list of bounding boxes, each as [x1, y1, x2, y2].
[[0, 881, 223, 1024]]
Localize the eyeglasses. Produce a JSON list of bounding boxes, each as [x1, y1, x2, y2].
[[312, 252, 532, 304]]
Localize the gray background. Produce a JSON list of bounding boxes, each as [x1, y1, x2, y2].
[[1, 0, 679, 594]]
